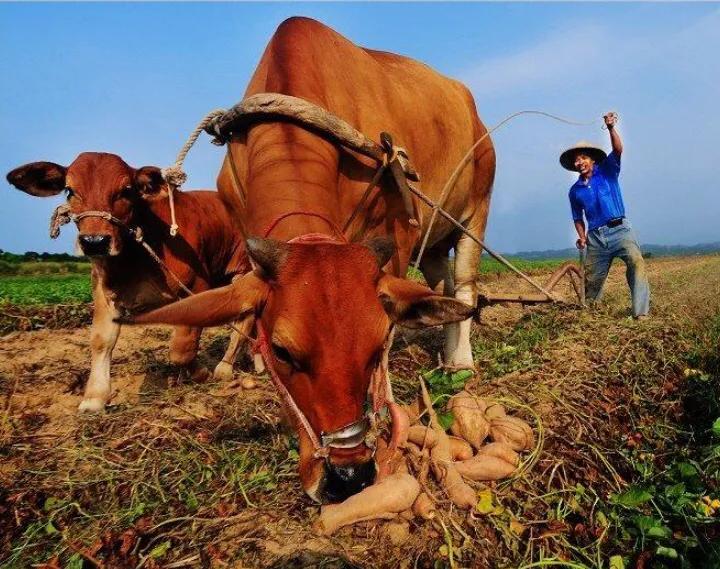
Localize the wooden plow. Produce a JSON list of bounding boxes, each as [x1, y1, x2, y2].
[[476, 261, 585, 313]]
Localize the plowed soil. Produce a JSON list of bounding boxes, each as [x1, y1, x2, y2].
[[1, 255, 719, 568]]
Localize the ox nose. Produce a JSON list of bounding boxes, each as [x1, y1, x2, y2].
[[322, 459, 376, 503], [79, 234, 111, 257]]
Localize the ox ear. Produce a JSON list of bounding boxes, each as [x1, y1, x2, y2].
[[377, 274, 475, 329], [364, 236, 395, 269], [117, 272, 268, 328], [134, 166, 168, 200], [246, 237, 288, 280], [7, 162, 67, 197]]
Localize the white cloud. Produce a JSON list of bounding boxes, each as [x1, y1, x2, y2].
[[461, 25, 609, 97]]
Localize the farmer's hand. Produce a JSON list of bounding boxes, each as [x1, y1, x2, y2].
[[604, 112, 618, 129], [576, 237, 587, 249]]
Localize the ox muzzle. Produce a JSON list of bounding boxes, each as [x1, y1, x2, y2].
[[78, 233, 112, 257], [317, 416, 376, 503]]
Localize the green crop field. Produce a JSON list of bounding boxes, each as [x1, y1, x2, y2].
[[477, 255, 568, 275], [0, 258, 567, 307], [0, 274, 92, 305]]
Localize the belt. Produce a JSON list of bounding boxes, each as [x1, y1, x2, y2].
[[605, 217, 625, 228]]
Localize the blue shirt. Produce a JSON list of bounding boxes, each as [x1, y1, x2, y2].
[[568, 151, 626, 231]]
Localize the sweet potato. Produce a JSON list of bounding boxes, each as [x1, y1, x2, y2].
[[420, 380, 476, 509], [448, 436, 474, 461], [407, 425, 438, 448], [387, 402, 410, 450], [412, 492, 436, 520], [489, 416, 534, 451], [446, 391, 490, 449], [484, 403, 506, 421], [454, 454, 517, 481], [401, 397, 423, 425], [477, 442, 520, 466], [314, 472, 420, 536], [376, 438, 406, 481]]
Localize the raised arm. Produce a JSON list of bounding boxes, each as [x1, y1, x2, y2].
[[605, 112, 623, 155]]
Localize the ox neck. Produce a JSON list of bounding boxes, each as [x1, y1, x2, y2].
[[226, 126, 340, 240]]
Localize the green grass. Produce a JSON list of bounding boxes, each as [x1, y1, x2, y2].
[[478, 256, 569, 275], [406, 257, 569, 282], [0, 274, 92, 305]]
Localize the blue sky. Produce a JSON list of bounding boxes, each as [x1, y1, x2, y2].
[[1, 2, 718, 255]]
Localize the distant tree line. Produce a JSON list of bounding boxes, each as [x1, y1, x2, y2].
[[0, 250, 89, 276], [0, 250, 87, 263]]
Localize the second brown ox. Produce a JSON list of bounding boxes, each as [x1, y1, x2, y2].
[[125, 17, 496, 503], [6, 152, 248, 412]]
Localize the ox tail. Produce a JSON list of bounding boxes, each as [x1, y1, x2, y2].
[[115, 272, 268, 328]]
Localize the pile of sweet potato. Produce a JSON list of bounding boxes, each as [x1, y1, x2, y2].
[[314, 382, 535, 536]]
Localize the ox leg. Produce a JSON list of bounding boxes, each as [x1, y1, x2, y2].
[[444, 233, 480, 370], [170, 326, 210, 382], [80, 283, 120, 413], [419, 254, 450, 294], [213, 315, 254, 382]]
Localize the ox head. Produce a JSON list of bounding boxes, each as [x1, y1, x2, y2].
[[123, 236, 473, 503], [6, 153, 170, 257]]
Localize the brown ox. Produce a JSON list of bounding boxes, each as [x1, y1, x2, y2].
[[125, 17, 496, 503], [6, 152, 248, 412]]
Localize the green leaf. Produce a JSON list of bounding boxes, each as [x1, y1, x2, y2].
[[655, 546, 679, 559], [66, 553, 84, 569], [633, 515, 671, 539], [595, 511, 609, 528], [611, 486, 654, 508], [675, 462, 698, 480], [712, 418, 720, 438], [664, 482, 686, 500], [44, 520, 59, 535], [476, 488, 494, 514], [437, 411, 454, 431], [423, 369, 443, 382], [609, 555, 625, 569], [149, 540, 172, 559], [185, 492, 199, 511], [43, 496, 63, 512], [450, 370, 473, 387]]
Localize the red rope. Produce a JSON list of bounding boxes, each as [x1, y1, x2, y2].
[[262, 211, 347, 242]]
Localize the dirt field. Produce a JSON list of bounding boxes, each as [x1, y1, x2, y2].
[[1, 255, 719, 568]]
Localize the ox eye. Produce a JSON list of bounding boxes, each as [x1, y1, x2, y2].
[[118, 185, 134, 200], [271, 343, 298, 369], [64, 187, 74, 198]]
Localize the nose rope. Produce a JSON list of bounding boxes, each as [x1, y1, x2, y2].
[[253, 320, 329, 458], [254, 317, 386, 460]]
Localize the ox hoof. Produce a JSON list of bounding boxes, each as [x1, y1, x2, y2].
[[189, 366, 211, 383], [253, 353, 266, 374], [213, 361, 235, 382], [78, 398, 106, 413]]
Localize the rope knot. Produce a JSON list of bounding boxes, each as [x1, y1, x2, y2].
[[161, 165, 187, 189], [49, 203, 73, 239]]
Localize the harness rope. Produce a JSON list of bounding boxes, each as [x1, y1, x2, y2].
[[161, 95, 599, 304], [413, 110, 598, 272], [160, 108, 227, 236]]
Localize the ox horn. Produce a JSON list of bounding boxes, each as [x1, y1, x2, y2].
[[246, 237, 289, 279], [364, 236, 396, 269]]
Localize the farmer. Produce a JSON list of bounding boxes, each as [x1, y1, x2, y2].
[[561, 112, 650, 319]]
